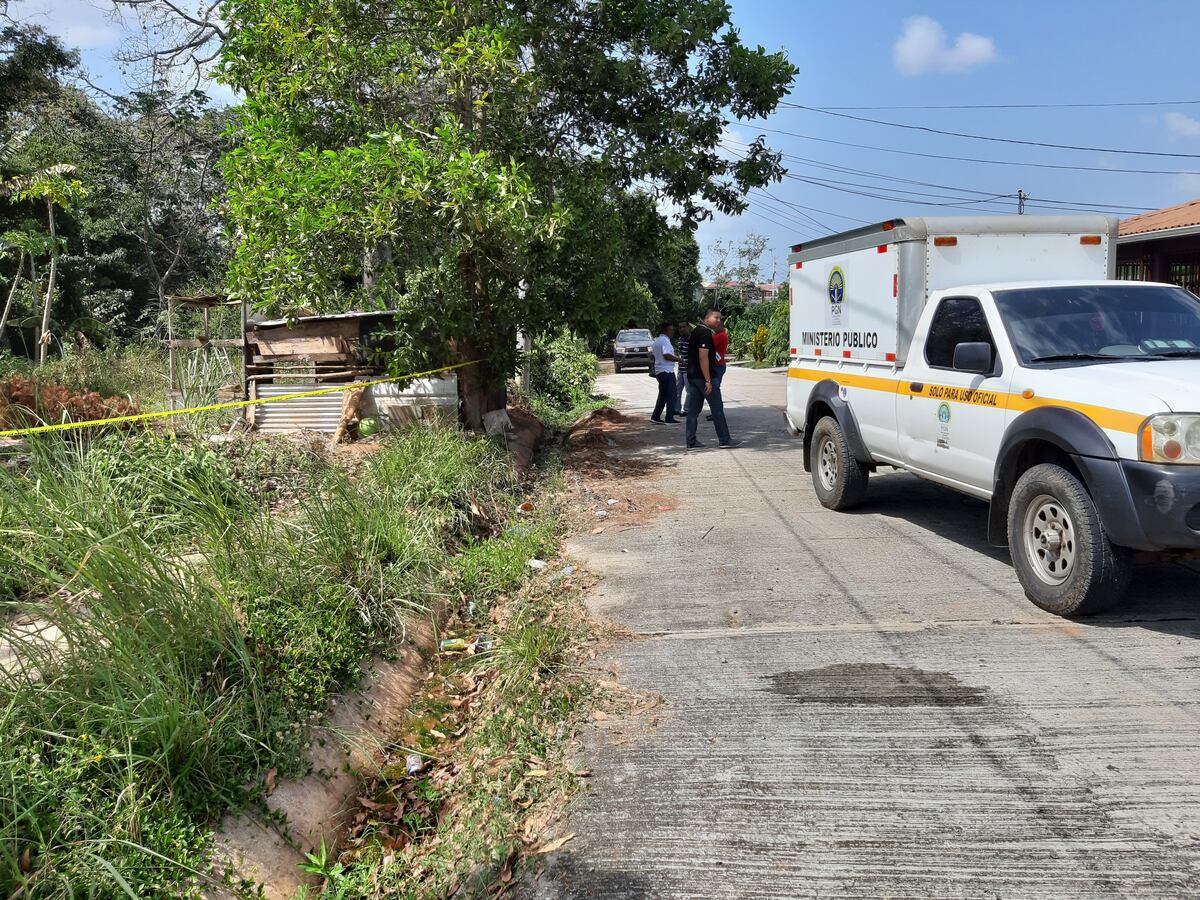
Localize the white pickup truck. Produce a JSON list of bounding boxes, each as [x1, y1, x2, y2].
[[784, 215, 1200, 616]]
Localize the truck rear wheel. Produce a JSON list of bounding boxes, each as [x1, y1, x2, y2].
[[1007, 463, 1131, 617], [810, 416, 869, 510]]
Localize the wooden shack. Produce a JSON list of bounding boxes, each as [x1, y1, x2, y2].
[[244, 311, 456, 432]]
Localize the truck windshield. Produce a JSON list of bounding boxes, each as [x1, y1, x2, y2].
[[617, 330, 652, 341], [993, 285, 1200, 364]]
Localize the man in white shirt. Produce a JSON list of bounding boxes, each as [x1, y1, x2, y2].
[[650, 322, 679, 423]]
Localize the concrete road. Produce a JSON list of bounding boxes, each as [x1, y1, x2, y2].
[[529, 365, 1200, 899]]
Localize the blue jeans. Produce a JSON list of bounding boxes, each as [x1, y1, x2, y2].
[[712, 363, 726, 389], [685, 377, 731, 447]]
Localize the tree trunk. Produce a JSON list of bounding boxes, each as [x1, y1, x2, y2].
[[454, 335, 506, 432], [37, 201, 56, 367], [0, 249, 24, 351]]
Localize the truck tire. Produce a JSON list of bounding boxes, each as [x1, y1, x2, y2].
[[614, 361, 623, 373], [1006, 463, 1131, 617], [810, 416, 869, 510]]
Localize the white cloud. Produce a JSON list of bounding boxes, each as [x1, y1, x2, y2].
[[893, 16, 997, 76], [19, 0, 121, 50], [1171, 173, 1200, 196], [1165, 112, 1200, 139]]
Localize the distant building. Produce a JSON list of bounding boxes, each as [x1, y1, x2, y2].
[[1117, 199, 1200, 289], [699, 281, 783, 306]]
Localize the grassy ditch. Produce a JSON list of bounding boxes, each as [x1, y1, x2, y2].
[[301, 493, 596, 898], [0, 425, 547, 898]]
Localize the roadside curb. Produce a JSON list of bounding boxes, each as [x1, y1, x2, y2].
[[207, 623, 436, 898]]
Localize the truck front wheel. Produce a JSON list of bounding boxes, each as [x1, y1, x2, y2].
[[810, 416, 869, 510], [1007, 463, 1131, 616]]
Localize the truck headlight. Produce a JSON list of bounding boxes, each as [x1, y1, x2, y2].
[[1140, 414, 1200, 464]]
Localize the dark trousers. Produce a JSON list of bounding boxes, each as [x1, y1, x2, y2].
[[685, 377, 730, 447], [652, 371, 677, 420]]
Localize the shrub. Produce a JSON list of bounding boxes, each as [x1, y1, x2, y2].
[[528, 329, 598, 411]]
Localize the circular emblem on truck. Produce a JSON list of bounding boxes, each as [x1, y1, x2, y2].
[[827, 267, 845, 306], [937, 402, 952, 424]]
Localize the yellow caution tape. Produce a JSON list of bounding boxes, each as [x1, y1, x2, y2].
[[0, 359, 479, 439]]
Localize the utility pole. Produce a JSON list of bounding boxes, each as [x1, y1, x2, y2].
[[1017, 190, 1027, 215]]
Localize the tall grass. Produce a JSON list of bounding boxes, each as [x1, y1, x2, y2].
[[0, 425, 525, 897]]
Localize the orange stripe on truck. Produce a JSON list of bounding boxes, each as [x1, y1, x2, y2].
[[786, 366, 1144, 434]]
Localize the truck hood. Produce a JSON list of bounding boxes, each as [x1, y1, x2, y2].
[[1039, 359, 1200, 414]]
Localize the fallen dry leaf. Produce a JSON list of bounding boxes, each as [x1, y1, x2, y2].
[[590, 526, 605, 534], [358, 795, 384, 811], [535, 833, 575, 854], [265, 767, 278, 794], [429, 728, 447, 740], [592, 710, 609, 722], [657, 505, 672, 512], [527, 768, 550, 778]]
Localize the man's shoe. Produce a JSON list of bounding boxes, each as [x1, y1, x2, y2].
[[719, 440, 742, 448], [665, 417, 679, 423], [705, 414, 713, 421], [686, 441, 706, 450], [651, 417, 665, 424]]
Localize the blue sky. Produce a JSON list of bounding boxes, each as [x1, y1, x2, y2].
[[27, 0, 1200, 279]]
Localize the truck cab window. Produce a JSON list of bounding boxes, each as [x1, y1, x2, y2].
[[924, 297, 995, 370]]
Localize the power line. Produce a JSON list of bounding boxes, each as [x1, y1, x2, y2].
[[742, 124, 1200, 176], [740, 204, 814, 235], [723, 139, 1152, 212], [742, 196, 825, 234], [813, 99, 1200, 111], [750, 188, 871, 227], [780, 103, 1200, 159], [724, 141, 1146, 221], [749, 189, 830, 231]]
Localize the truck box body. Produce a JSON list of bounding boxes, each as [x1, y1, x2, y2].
[[787, 215, 1118, 366]]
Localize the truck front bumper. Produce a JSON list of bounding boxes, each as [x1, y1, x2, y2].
[[1120, 460, 1200, 551], [614, 351, 651, 368], [1079, 456, 1200, 552]]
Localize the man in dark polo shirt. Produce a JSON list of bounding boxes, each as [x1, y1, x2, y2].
[[684, 308, 740, 450]]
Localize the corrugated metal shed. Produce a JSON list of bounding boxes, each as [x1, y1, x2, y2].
[[252, 377, 459, 433], [254, 383, 347, 433]]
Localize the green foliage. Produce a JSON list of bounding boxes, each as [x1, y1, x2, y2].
[[750, 324, 769, 364], [0, 424, 530, 896], [728, 298, 789, 367], [219, 0, 795, 420], [528, 329, 598, 412]]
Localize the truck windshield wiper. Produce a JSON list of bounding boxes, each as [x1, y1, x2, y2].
[[1028, 352, 1128, 363], [1152, 348, 1200, 358]]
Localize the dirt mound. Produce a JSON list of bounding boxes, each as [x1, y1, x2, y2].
[[566, 407, 632, 450], [507, 407, 546, 474]]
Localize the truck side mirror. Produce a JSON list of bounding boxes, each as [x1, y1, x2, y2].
[[953, 341, 993, 375]]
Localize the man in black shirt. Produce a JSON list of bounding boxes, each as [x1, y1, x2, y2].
[[684, 308, 740, 449]]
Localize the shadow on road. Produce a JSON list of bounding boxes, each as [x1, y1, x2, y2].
[[858, 472, 1200, 636]]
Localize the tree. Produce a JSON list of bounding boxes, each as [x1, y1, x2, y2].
[[219, 1, 796, 429], [0, 225, 49, 349], [3, 165, 87, 364], [707, 232, 770, 285]]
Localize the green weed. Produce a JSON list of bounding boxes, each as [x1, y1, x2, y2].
[[0, 423, 527, 897]]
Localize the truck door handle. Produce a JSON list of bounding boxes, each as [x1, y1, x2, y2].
[[909, 382, 924, 393]]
